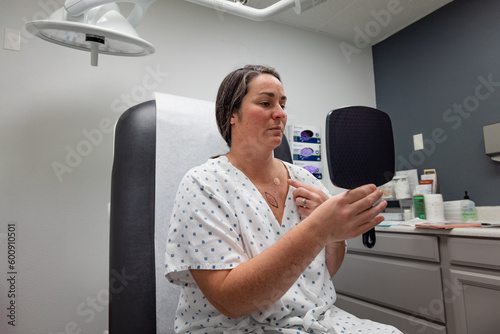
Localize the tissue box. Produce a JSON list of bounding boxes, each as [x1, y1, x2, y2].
[[443, 200, 463, 222], [383, 212, 403, 221], [292, 142, 321, 161], [294, 161, 323, 179], [291, 125, 321, 144]]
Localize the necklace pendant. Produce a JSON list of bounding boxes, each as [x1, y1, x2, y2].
[[273, 177, 280, 186]]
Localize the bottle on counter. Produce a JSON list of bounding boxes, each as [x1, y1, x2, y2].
[[461, 191, 477, 222], [403, 209, 412, 221], [414, 192, 426, 219]]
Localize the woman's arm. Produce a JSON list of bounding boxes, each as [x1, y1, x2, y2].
[[288, 179, 346, 277], [190, 184, 386, 319], [325, 240, 346, 277], [190, 218, 328, 318]]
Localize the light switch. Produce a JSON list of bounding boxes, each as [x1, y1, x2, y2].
[[4, 28, 21, 51], [413, 133, 424, 150]]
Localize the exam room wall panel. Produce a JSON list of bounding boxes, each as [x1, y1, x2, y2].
[[0, 0, 376, 332], [373, 0, 500, 206]]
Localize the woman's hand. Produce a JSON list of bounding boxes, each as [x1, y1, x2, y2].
[[288, 179, 330, 217], [306, 184, 387, 245]]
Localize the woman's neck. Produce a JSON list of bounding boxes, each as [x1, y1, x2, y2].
[[226, 149, 279, 184]]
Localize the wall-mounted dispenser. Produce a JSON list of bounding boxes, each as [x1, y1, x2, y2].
[[483, 122, 500, 161]]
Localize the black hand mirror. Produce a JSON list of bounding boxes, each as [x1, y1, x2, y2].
[[325, 106, 395, 248]]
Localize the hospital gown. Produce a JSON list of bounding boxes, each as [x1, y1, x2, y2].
[[165, 156, 402, 334]]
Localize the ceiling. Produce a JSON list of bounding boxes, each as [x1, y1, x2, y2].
[[247, 0, 453, 45]]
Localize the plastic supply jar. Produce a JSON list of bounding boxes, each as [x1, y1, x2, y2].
[[393, 176, 411, 199], [424, 194, 445, 221]]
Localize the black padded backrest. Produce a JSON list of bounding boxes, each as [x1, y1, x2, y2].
[[109, 100, 157, 334], [274, 134, 293, 163]]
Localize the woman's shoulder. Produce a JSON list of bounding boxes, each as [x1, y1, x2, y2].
[[190, 155, 230, 171], [183, 156, 233, 182]]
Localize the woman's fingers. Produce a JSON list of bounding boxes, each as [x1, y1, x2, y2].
[[355, 197, 387, 227], [288, 179, 329, 216], [288, 179, 318, 191], [306, 184, 387, 242], [289, 180, 387, 241], [342, 185, 385, 214], [343, 184, 378, 203]]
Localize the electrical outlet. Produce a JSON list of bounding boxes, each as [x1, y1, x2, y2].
[[413, 133, 424, 150], [4, 28, 21, 51]]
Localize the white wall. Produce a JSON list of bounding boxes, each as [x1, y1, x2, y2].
[[0, 0, 375, 333]]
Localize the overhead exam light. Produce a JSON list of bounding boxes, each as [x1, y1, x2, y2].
[[186, 0, 322, 21], [25, 0, 156, 66]]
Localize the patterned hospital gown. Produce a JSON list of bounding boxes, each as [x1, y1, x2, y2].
[[165, 156, 402, 334]]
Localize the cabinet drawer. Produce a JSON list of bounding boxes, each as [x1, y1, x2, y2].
[[334, 253, 445, 323], [336, 294, 447, 334], [347, 232, 440, 262], [449, 237, 500, 270]]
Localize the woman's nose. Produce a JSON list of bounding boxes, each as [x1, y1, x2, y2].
[[272, 104, 286, 119]]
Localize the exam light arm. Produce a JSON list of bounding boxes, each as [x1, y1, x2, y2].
[[62, 0, 320, 32], [184, 0, 321, 21], [65, 0, 156, 26]]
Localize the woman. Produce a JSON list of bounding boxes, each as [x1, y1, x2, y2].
[[165, 65, 401, 333]]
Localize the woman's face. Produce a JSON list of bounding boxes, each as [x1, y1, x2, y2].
[[230, 73, 287, 151]]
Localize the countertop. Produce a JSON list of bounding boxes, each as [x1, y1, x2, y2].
[[376, 221, 500, 238]]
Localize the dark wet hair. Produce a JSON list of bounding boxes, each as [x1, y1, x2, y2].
[[215, 65, 281, 147]]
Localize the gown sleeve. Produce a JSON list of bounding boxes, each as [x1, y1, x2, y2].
[[165, 165, 250, 288]]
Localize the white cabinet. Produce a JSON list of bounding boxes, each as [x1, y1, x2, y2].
[[446, 237, 500, 334], [333, 229, 500, 334]]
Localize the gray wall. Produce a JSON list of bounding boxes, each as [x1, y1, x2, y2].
[[0, 1, 376, 333], [373, 0, 500, 206]]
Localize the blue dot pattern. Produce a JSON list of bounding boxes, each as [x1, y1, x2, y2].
[[165, 156, 402, 334]]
